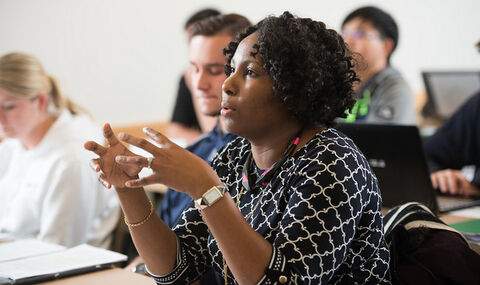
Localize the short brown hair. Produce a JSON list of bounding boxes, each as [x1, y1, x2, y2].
[[184, 8, 221, 30], [189, 14, 251, 39]]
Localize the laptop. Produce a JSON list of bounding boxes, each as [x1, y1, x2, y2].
[[336, 123, 480, 213], [422, 71, 480, 119]]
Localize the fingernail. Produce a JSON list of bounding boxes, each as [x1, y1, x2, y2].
[[143, 127, 154, 135]]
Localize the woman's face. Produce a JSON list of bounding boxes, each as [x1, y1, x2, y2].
[[221, 33, 292, 139], [0, 88, 41, 139]]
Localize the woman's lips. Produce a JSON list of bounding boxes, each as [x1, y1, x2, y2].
[[221, 107, 233, 116], [220, 103, 236, 116]]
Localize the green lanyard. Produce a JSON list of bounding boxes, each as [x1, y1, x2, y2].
[[345, 89, 371, 123]]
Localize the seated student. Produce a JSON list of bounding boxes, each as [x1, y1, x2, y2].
[[127, 14, 251, 282], [159, 14, 251, 229], [424, 41, 480, 197], [168, 8, 222, 144], [424, 90, 480, 197], [341, 6, 415, 125], [86, 12, 390, 284], [0, 52, 119, 248]]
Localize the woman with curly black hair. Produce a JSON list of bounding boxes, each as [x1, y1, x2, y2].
[[85, 11, 390, 284]]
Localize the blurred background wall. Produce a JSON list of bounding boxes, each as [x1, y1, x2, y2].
[[1, 0, 478, 124]]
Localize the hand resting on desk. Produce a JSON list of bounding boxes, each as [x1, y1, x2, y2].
[[431, 169, 480, 197]]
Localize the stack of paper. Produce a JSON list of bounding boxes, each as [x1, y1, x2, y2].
[[0, 240, 127, 284], [0, 239, 65, 263]]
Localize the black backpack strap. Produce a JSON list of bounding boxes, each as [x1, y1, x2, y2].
[[384, 202, 439, 238]]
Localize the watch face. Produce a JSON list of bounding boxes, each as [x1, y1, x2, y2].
[[203, 187, 222, 205]]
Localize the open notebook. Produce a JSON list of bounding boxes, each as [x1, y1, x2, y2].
[[0, 239, 127, 284]]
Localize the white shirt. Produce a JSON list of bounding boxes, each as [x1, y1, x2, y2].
[[0, 111, 119, 248]]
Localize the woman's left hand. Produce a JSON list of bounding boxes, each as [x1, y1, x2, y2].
[[116, 127, 222, 198]]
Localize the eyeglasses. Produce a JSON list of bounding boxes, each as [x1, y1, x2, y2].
[[341, 29, 383, 41]]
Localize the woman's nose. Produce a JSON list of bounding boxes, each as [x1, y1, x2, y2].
[[222, 73, 237, 96]]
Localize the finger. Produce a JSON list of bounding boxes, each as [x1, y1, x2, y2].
[[143, 127, 170, 146], [98, 173, 111, 189], [446, 172, 458, 195], [84, 141, 107, 156], [90, 159, 102, 172], [118, 132, 159, 154], [115, 155, 149, 168], [125, 174, 160, 188], [103, 123, 120, 147], [437, 175, 448, 193], [430, 174, 438, 189]]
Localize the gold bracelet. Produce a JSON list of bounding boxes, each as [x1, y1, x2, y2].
[[124, 199, 154, 228]]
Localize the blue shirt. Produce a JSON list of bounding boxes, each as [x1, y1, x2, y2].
[[158, 124, 236, 228]]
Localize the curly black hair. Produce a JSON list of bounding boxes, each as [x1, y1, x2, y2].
[[224, 11, 357, 126]]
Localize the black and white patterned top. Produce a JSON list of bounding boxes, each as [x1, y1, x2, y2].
[[151, 128, 391, 284]]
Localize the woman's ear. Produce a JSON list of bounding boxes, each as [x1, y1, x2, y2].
[[35, 92, 50, 112]]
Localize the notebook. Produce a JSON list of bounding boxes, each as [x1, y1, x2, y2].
[[336, 123, 480, 213], [0, 240, 127, 284]]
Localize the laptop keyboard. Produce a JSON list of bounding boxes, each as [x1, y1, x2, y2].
[[437, 196, 480, 212]]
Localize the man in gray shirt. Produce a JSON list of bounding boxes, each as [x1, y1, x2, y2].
[[341, 6, 415, 125]]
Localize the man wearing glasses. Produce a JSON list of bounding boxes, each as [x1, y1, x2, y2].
[[341, 6, 415, 125]]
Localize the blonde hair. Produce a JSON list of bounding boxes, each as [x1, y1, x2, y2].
[[0, 52, 84, 115]]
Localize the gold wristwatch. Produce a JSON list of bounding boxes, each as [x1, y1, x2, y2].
[[194, 185, 227, 210]]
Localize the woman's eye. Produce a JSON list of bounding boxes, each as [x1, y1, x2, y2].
[[1, 104, 15, 112], [245, 68, 256, 77]]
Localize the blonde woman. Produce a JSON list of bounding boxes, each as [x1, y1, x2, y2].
[[0, 52, 119, 248]]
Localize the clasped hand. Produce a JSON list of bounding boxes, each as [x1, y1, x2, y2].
[[84, 123, 221, 198]]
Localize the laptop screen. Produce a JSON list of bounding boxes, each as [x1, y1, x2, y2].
[[422, 71, 480, 119], [335, 123, 439, 212]]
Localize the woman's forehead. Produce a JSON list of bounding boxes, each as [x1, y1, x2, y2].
[[232, 33, 261, 64], [0, 88, 15, 101]]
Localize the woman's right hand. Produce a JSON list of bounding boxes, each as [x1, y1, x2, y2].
[[84, 123, 144, 189]]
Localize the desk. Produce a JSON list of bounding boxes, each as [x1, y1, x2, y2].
[[39, 268, 155, 285], [112, 120, 197, 147], [440, 213, 474, 225], [113, 121, 169, 140]]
